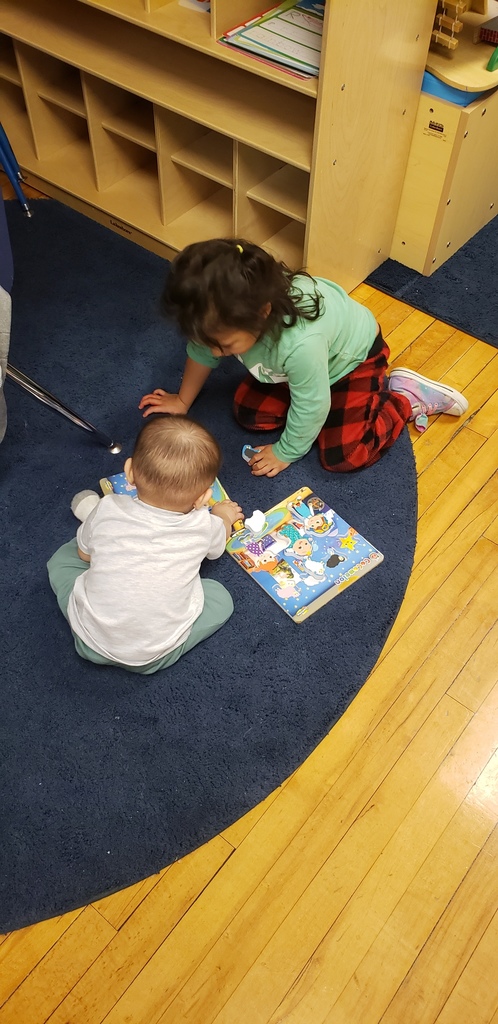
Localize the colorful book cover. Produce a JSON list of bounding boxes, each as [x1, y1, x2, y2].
[[226, 485, 383, 622], [220, 0, 324, 77], [100, 471, 138, 498]]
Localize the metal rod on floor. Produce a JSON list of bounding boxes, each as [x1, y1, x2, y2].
[[6, 363, 122, 453]]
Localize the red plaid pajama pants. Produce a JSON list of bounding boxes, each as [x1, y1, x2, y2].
[[233, 330, 411, 472]]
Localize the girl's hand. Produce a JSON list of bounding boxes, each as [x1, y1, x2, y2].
[[138, 389, 188, 417], [248, 445, 290, 478]]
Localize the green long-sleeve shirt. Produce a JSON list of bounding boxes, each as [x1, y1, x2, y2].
[[186, 275, 377, 463]]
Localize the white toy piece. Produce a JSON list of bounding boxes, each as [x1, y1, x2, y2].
[[245, 509, 266, 534], [71, 489, 101, 522]]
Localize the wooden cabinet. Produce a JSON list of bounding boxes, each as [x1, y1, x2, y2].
[[0, 0, 435, 291], [391, 1, 498, 274], [390, 87, 498, 274]]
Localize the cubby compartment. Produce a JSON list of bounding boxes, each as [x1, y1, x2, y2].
[[16, 44, 85, 116], [83, 77, 156, 152], [0, 32, 20, 84], [162, 167, 233, 250], [91, 132, 162, 233], [0, 79, 31, 141], [234, 146, 307, 265], [155, 108, 233, 234], [100, 155, 162, 230], [238, 146, 309, 223], [80, 76, 161, 225], [0, 34, 29, 142], [235, 194, 305, 268], [13, 45, 87, 162], [95, 132, 157, 190], [171, 130, 233, 189], [264, 219, 306, 270], [211, 0, 273, 39], [32, 100, 89, 160], [247, 166, 309, 223]]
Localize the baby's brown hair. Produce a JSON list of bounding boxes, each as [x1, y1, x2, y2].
[[131, 415, 222, 505]]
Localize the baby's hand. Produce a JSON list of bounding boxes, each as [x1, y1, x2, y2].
[[138, 389, 188, 417], [211, 500, 244, 537]]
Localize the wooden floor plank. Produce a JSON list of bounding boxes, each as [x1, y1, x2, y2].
[[448, 621, 498, 713], [381, 478, 498, 654], [0, 910, 85, 1007], [415, 433, 498, 563], [412, 358, 498, 474], [435, 909, 498, 1024], [45, 837, 233, 1024], [326, 765, 498, 1024], [377, 302, 420, 337], [416, 427, 485, 517], [469, 386, 498, 439], [259, 689, 498, 1024], [409, 328, 489, 380], [0, 908, 115, 1024], [379, 308, 435, 354], [445, 340, 497, 390], [91, 867, 170, 931], [378, 823, 498, 1024], [391, 324, 469, 374]]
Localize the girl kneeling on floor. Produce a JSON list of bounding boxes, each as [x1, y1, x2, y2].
[[139, 238, 468, 478]]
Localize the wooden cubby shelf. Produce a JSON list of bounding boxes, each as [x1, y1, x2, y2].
[[0, 32, 21, 85], [247, 165, 309, 224], [0, 0, 437, 289], [264, 219, 306, 270], [171, 132, 233, 189], [165, 188, 233, 248]]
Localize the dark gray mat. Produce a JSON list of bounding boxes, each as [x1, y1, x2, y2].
[[1, 200, 417, 931], [367, 218, 498, 349]]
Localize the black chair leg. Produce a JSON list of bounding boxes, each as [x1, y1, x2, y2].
[[6, 363, 122, 452]]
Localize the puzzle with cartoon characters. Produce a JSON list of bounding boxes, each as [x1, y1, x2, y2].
[[226, 486, 384, 622], [98, 474, 383, 623]]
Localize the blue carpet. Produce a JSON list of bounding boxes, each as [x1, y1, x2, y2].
[[367, 218, 498, 349], [0, 200, 417, 932]]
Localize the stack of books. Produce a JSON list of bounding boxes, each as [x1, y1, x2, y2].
[[219, 0, 325, 79]]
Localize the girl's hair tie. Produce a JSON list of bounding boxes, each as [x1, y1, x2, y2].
[[236, 244, 243, 254]]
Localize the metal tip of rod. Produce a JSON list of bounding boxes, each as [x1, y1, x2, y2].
[[108, 442, 122, 454]]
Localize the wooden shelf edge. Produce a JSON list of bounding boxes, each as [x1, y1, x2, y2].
[[23, 170, 177, 258], [71, 0, 318, 97]]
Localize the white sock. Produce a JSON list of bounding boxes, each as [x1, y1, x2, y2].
[[71, 490, 101, 521]]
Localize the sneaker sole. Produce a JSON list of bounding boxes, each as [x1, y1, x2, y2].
[[389, 367, 469, 416]]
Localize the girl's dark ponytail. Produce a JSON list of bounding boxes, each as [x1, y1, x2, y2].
[[161, 238, 322, 346]]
